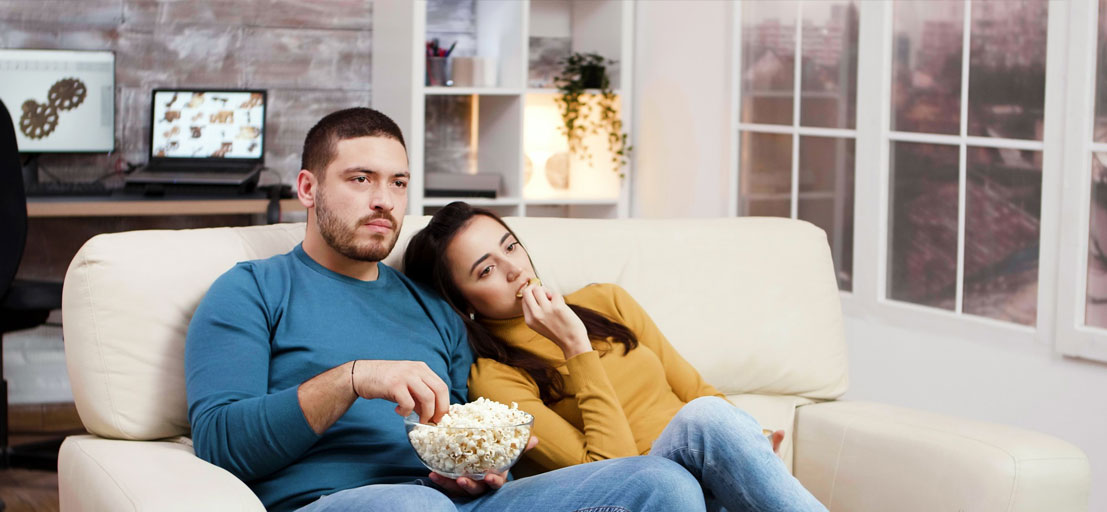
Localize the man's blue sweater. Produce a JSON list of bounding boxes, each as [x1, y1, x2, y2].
[[185, 244, 472, 511]]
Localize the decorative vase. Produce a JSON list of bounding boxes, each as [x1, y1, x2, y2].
[[545, 151, 570, 190]]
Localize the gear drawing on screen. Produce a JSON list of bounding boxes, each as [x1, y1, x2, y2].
[[19, 101, 59, 140], [48, 78, 87, 110], [18, 77, 88, 140]]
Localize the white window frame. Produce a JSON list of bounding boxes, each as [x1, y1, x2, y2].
[[732, 1, 859, 295], [1055, 0, 1107, 362], [735, 0, 1072, 351]]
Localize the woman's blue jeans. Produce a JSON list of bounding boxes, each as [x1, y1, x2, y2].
[[296, 455, 706, 512], [651, 396, 828, 512]]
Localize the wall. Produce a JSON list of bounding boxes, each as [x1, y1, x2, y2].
[[633, 1, 1105, 510], [631, 0, 733, 218]]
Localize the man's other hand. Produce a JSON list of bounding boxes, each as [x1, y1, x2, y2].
[[428, 436, 539, 497]]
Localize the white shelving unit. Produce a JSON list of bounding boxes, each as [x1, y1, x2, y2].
[[372, 0, 634, 218]]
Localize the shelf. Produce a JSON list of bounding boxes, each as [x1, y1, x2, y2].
[[27, 196, 305, 218], [525, 88, 619, 95], [423, 86, 524, 96], [374, 0, 632, 219]]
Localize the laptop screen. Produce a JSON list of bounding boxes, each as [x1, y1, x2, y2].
[[149, 89, 266, 162]]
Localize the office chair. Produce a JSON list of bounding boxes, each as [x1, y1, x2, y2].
[[0, 97, 66, 472]]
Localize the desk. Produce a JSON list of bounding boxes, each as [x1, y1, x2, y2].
[[22, 195, 306, 281], [27, 195, 305, 218]]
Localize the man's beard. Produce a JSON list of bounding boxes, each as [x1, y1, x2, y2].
[[315, 189, 400, 262]]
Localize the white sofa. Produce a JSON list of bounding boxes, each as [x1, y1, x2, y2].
[[58, 217, 1090, 511]]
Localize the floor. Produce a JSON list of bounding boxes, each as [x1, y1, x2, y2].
[[0, 403, 85, 512], [0, 469, 59, 512]]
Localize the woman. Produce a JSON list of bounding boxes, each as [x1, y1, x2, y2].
[[403, 201, 826, 512]]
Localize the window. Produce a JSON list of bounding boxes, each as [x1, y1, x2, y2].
[[733, 1, 1107, 358], [737, 0, 858, 291], [886, 0, 1047, 326], [1085, 0, 1107, 331], [1056, 0, 1107, 361]]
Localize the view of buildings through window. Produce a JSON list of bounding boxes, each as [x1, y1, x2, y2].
[[738, 0, 858, 292], [738, 0, 1046, 326], [888, 0, 1045, 326]]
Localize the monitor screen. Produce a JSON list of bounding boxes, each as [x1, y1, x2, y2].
[[150, 89, 266, 161], [0, 48, 115, 153]]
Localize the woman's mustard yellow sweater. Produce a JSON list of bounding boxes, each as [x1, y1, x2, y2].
[[469, 283, 724, 475]]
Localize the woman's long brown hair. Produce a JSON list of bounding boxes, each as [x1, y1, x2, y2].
[[402, 201, 637, 404]]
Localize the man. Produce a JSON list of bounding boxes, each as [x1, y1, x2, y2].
[[185, 107, 705, 512]]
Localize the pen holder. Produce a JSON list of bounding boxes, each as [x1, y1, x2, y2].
[[426, 56, 452, 87]]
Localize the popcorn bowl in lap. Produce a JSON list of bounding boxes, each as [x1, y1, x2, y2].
[[405, 398, 534, 480]]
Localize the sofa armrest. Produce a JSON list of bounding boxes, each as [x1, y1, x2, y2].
[[793, 401, 1089, 512], [59, 435, 265, 512]]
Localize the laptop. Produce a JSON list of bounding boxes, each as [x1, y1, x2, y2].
[[125, 88, 266, 193]]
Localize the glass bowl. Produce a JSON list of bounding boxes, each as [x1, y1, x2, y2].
[[404, 411, 534, 480]]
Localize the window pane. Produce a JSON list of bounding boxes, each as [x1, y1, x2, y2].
[[741, 1, 797, 125], [1086, 153, 1107, 328], [963, 146, 1041, 325], [888, 141, 959, 309], [798, 136, 854, 291], [966, 1, 1048, 141], [739, 131, 792, 217], [1096, 0, 1107, 142], [800, 1, 859, 129], [891, 0, 964, 135]]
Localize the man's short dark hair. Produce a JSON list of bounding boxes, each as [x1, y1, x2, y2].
[[300, 107, 407, 180]]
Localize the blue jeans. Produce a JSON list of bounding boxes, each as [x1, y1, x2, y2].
[[296, 456, 705, 512], [651, 397, 828, 512]]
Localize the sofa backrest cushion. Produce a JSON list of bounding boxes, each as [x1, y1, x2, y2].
[[64, 216, 846, 440], [490, 217, 848, 401]]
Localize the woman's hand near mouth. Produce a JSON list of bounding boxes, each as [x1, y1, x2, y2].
[[519, 283, 591, 359], [516, 277, 541, 298]]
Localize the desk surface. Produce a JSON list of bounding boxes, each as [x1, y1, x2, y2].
[[28, 195, 305, 218]]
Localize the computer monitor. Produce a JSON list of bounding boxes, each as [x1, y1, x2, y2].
[[149, 89, 266, 163], [0, 48, 115, 153]]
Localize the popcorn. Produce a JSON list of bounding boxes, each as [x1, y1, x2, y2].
[[406, 398, 533, 478]]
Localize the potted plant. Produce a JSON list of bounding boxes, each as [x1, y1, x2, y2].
[[553, 52, 631, 175]]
